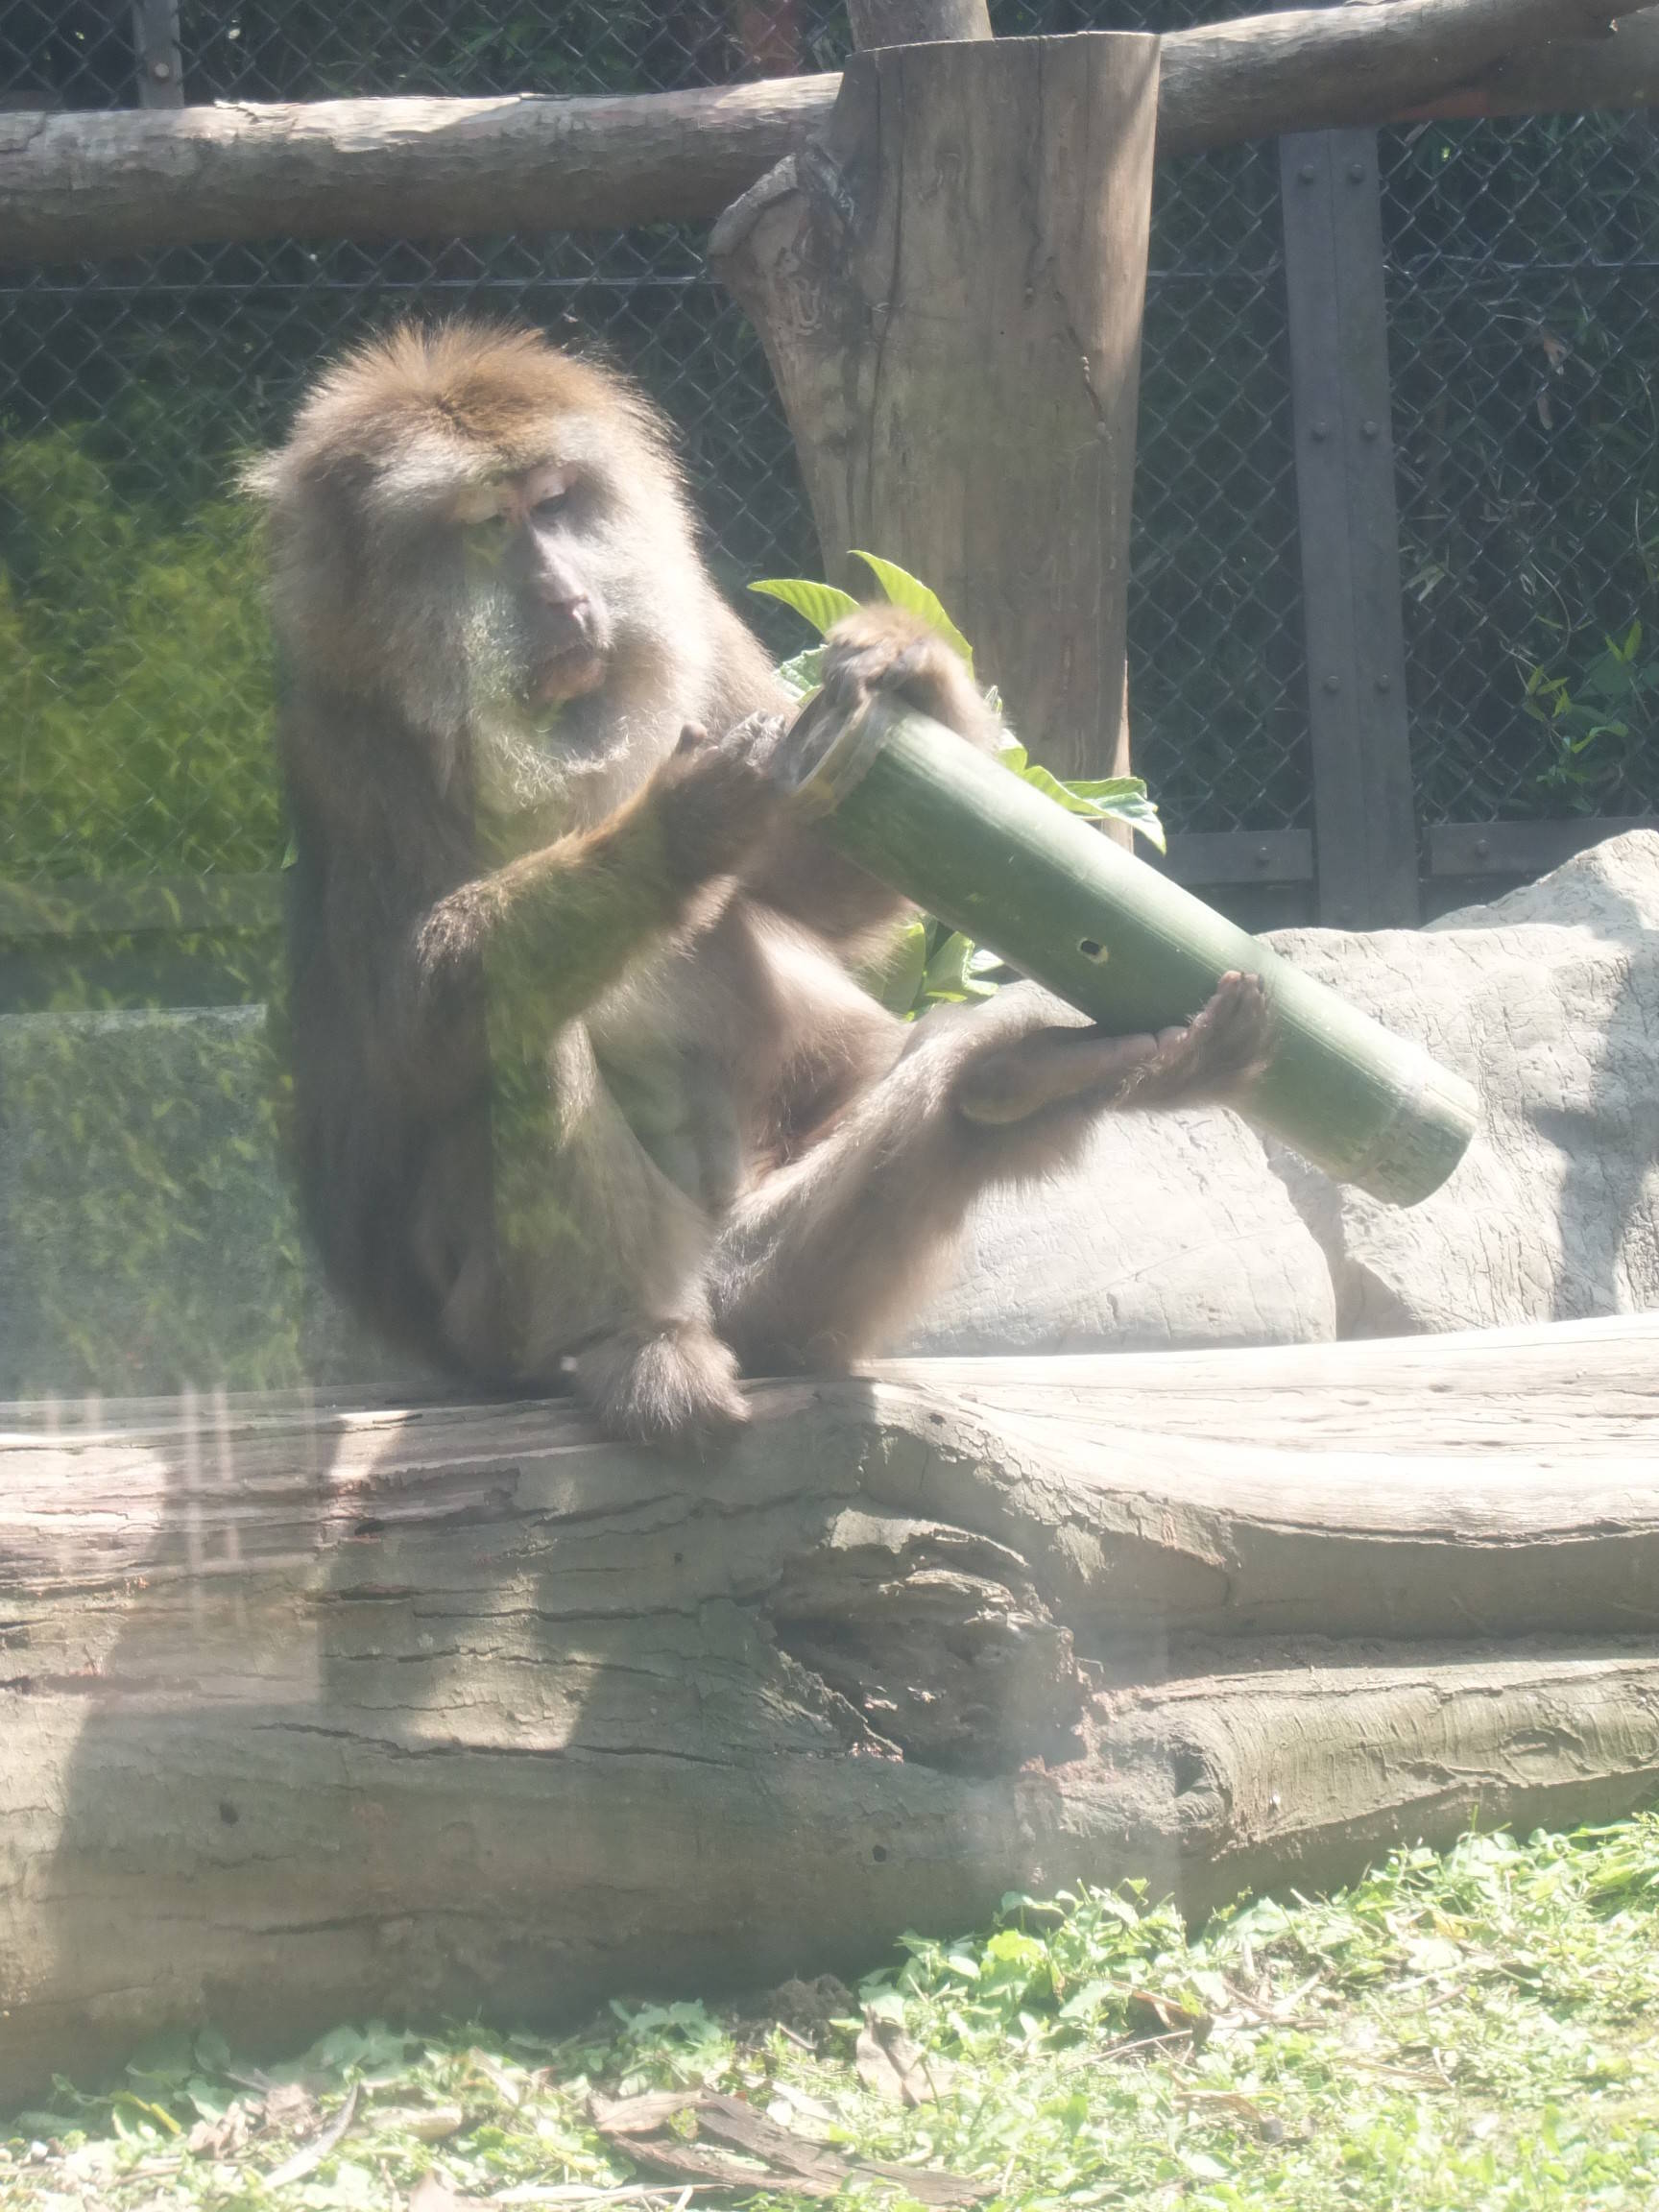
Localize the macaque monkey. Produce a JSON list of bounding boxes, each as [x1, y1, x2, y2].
[[249, 324, 1269, 1446]]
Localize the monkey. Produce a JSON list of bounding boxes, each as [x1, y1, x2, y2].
[[248, 322, 1271, 1449]]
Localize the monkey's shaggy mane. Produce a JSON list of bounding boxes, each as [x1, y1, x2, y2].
[[245, 320, 676, 513]]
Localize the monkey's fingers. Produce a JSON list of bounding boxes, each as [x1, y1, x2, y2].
[[956, 1026, 1163, 1125], [822, 606, 991, 735], [714, 708, 788, 774], [658, 727, 789, 883]]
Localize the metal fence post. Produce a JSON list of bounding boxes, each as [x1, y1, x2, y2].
[[132, 0, 184, 108], [1280, 127, 1419, 928]]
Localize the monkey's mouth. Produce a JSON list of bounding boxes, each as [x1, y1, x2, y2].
[[529, 643, 607, 707]]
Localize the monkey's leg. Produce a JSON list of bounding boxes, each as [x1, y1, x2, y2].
[[472, 1022, 750, 1451], [712, 974, 1271, 1375]]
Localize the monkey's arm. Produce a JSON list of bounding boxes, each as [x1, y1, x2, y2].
[[411, 731, 777, 1055]]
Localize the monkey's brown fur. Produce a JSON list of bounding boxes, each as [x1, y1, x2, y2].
[[251, 324, 1270, 1447]]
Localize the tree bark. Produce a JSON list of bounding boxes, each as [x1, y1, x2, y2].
[[5, 0, 1657, 267], [1153, 0, 1659, 156], [712, 35, 1158, 781], [847, 0, 994, 43], [4, 1313, 1659, 2107], [0, 80, 835, 267]]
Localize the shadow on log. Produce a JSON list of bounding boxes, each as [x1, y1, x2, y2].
[[5, 1313, 1659, 2106]]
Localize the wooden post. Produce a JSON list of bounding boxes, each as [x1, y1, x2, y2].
[[711, 33, 1158, 783], [846, 0, 992, 42], [1280, 126, 1419, 927], [132, 0, 183, 109]]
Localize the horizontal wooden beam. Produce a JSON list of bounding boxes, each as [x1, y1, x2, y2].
[[0, 82, 831, 264], [1429, 816, 1658, 878], [2, 0, 1655, 265], [1155, 0, 1659, 159], [1162, 828, 1313, 886]]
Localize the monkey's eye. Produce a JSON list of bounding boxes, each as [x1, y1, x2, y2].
[[530, 490, 571, 524], [462, 513, 511, 559]]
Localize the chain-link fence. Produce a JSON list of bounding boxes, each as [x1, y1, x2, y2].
[[2, 3, 1656, 939], [1383, 110, 1659, 828]]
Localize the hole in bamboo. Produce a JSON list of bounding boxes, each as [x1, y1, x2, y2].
[[1078, 938, 1108, 962]]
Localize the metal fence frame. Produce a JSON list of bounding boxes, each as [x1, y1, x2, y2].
[[1, 0, 1654, 998]]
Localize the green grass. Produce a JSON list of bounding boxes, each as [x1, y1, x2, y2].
[[9, 1815, 1659, 2210]]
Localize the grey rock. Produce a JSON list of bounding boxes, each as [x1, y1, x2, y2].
[[901, 1107, 1336, 1353], [1270, 830, 1659, 1334], [916, 830, 1659, 1352], [5, 831, 1657, 1395]]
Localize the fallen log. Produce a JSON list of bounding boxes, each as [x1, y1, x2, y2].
[[3, 0, 1656, 265], [4, 1312, 1659, 2107]]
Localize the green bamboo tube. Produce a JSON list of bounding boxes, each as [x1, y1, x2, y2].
[[778, 695, 1478, 1206]]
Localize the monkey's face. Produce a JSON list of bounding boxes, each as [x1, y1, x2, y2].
[[458, 462, 615, 716], [254, 325, 719, 825]]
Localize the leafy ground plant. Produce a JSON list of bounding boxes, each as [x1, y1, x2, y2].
[[752, 557, 1165, 1019], [10, 1813, 1659, 2209]]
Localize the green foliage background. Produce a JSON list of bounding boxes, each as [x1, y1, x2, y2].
[[0, 421, 278, 881]]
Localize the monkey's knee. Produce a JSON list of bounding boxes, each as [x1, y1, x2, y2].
[[572, 1318, 748, 1453]]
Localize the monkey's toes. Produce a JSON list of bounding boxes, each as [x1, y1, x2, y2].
[[573, 1322, 750, 1455], [1133, 970, 1274, 1105], [1193, 970, 1274, 1071]]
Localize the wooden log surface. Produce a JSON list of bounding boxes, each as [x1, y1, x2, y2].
[[5, 1313, 1659, 2104], [4, 0, 1657, 266]]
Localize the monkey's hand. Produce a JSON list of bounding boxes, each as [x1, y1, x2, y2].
[[812, 604, 1003, 753], [952, 972, 1274, 1127], [654, 713, 789, 889]]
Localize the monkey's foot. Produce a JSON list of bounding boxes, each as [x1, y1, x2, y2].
[[572, 1319, 749, 1453], [1124, 970, 1274, 1107], [956, 971, 1272, 1125]]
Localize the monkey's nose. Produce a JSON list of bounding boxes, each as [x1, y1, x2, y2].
[[537, 582, 590, 616]]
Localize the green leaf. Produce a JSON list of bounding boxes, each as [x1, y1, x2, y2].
[[774, 645, 827, 702], [1058, 776, 1153, 805], [193, 2026, 234, 2075], [125, 2032, 196, 2092], [922, 930, 998, 1004], [848, 551, 975, 667], [1005, 760, 1168, 854], [860, 913, 929, 1016], [748, 577, 862, 636], [112, 2093, 181, 2136]]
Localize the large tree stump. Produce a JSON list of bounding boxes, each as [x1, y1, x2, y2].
[[710, 34, 1158, 782], [5, 1314, 1659, 2106]]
